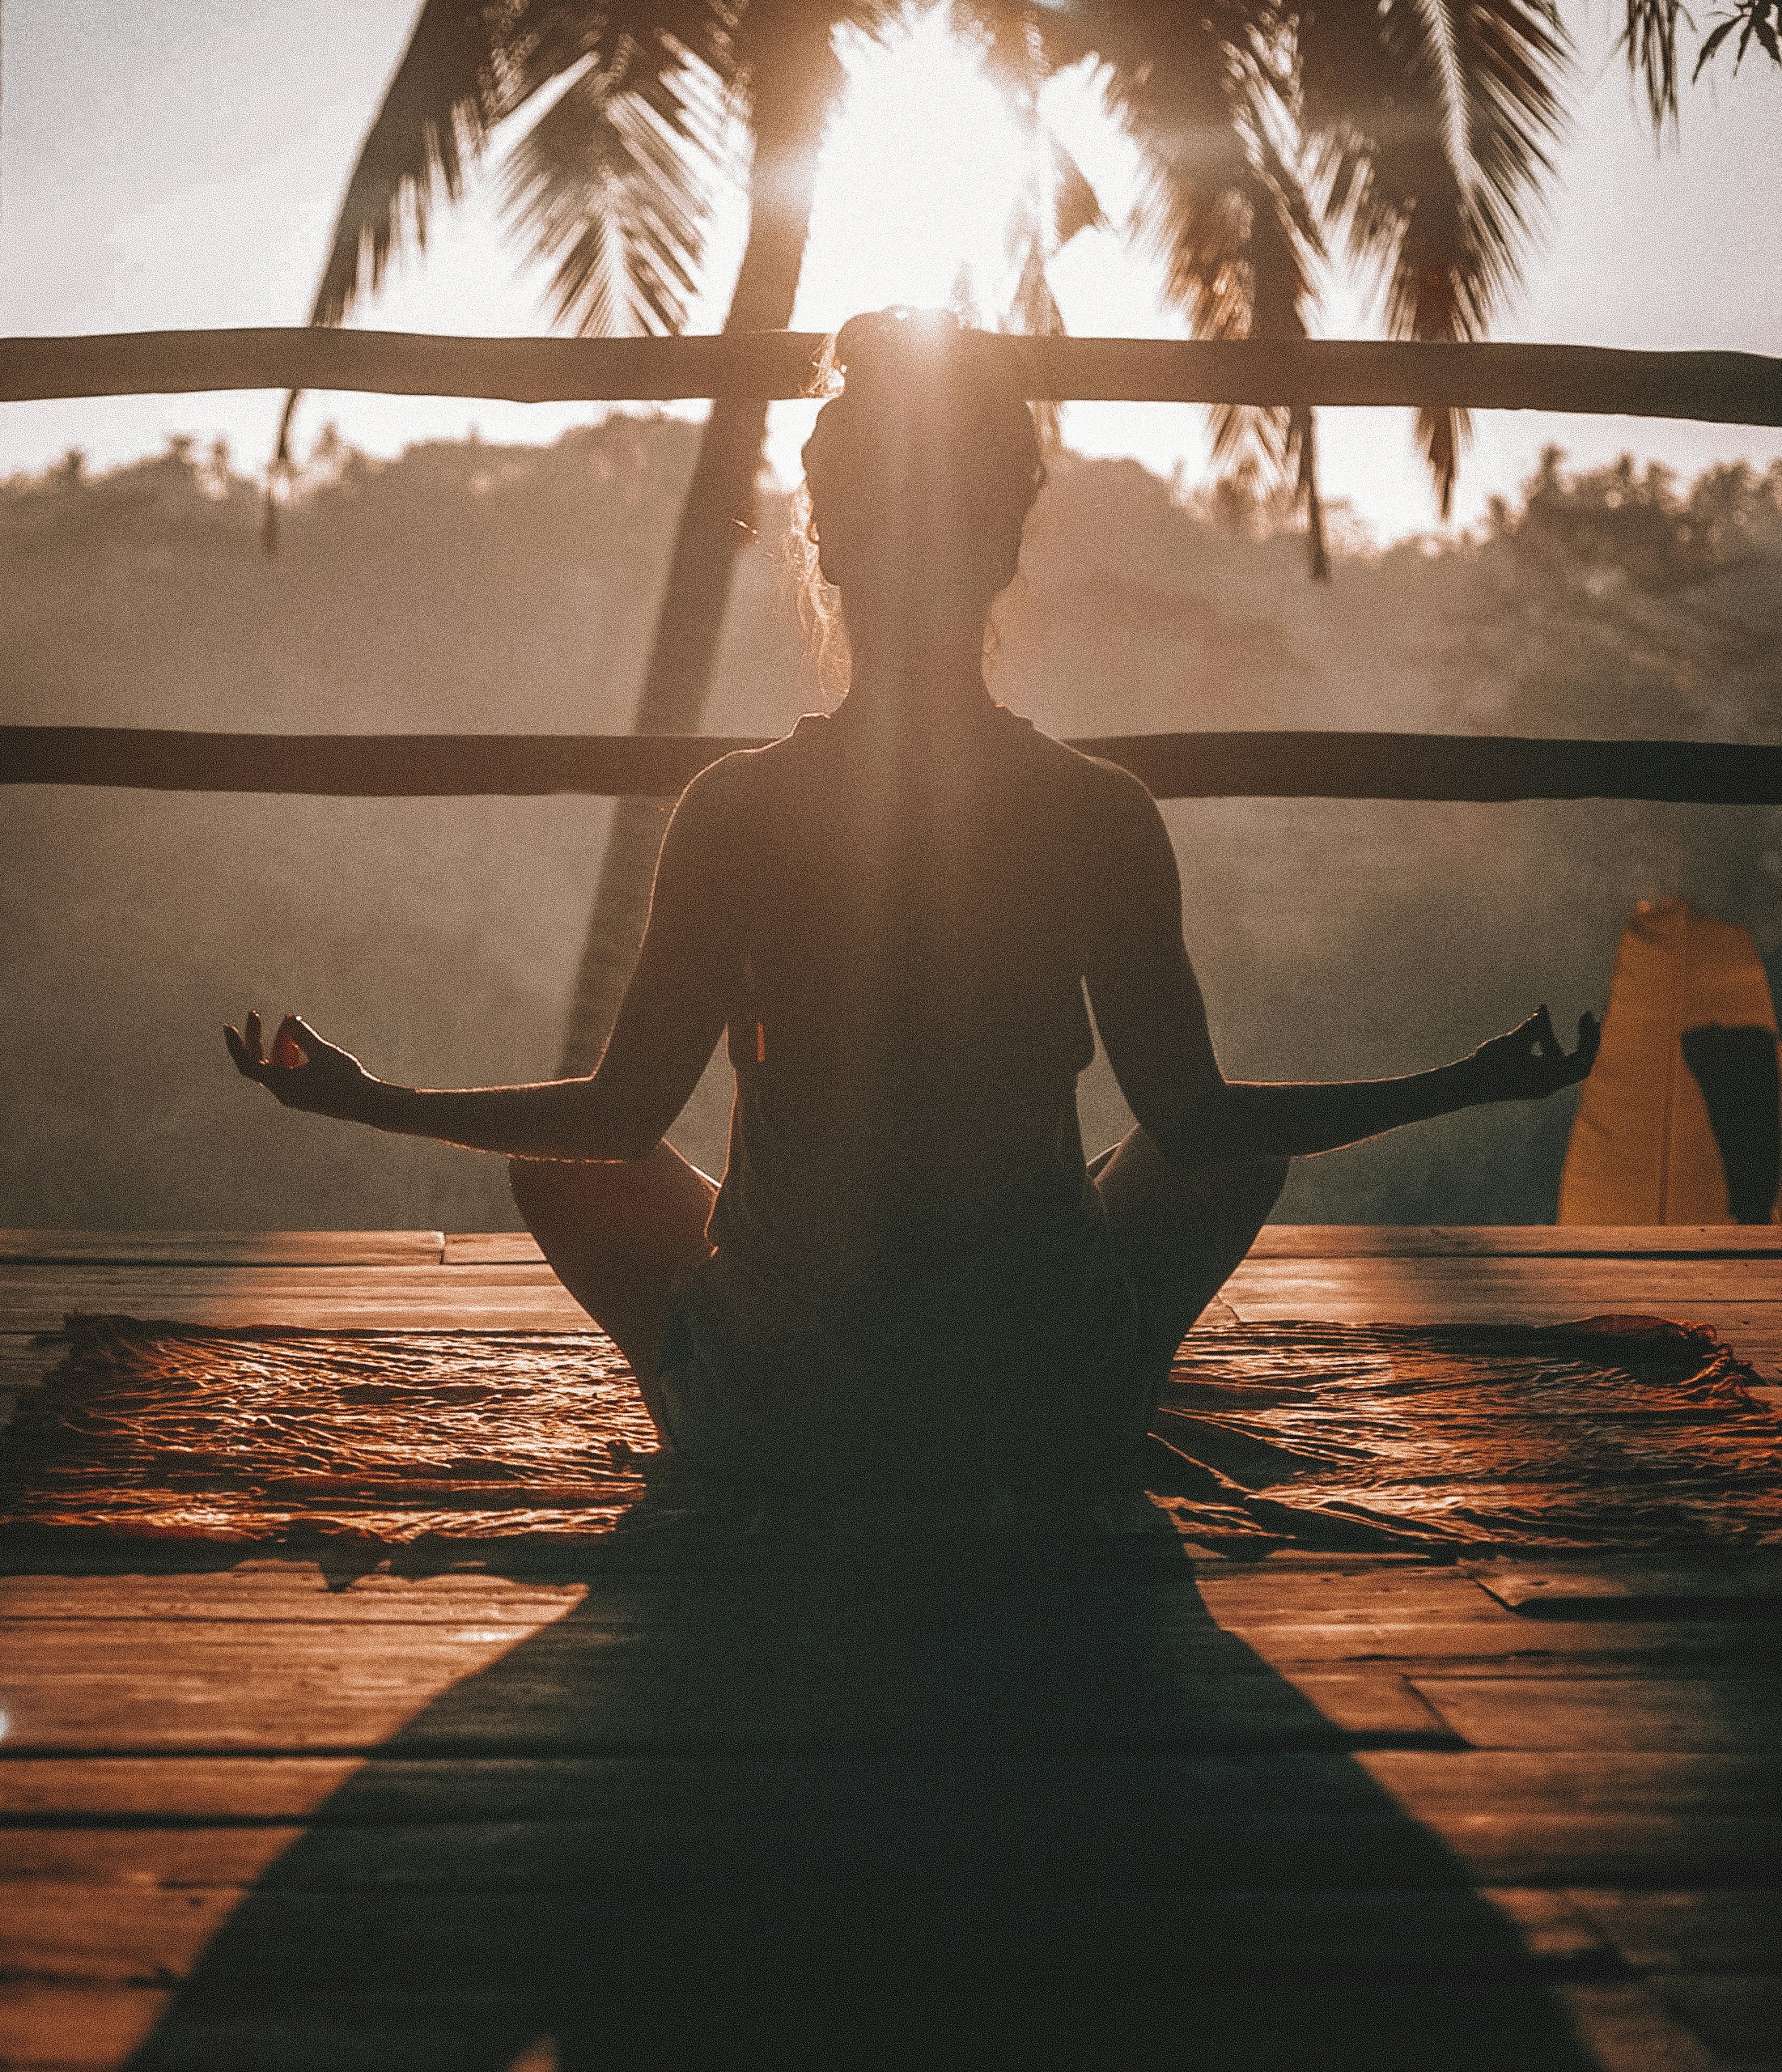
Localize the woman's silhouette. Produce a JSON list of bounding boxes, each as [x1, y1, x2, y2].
[[228, 307, 1597, 1499]]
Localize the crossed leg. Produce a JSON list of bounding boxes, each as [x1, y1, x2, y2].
[[510, 1131, 1288, 1448], [1088, 1127, 1289, 1381], [507, 1145, 716, 1437]]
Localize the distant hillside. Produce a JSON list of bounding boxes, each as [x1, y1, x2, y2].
[[4, 422, 1778, 1230]]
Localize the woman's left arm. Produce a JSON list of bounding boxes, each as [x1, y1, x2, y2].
[[225, 765, 738, 1161]]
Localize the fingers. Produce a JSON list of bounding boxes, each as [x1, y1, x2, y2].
[[1531, 1004, 1559, 1059], [225, 1010, 309, 1086], [273, 1013, 307, 1071], [287, 1014, 329, 1062], [227, 1012, 269, 1081], [223, 1024, 261, 1080]]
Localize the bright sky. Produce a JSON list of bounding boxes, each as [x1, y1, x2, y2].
[[2, 0, 1780, 541]]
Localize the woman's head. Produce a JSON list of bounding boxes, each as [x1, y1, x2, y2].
[[796, 309, 1046, 657]]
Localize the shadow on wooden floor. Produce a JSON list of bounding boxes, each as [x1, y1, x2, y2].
[[119, 1540, 1618, 2071]]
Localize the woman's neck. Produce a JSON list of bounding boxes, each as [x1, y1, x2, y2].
[[838, 608, 995, 727]]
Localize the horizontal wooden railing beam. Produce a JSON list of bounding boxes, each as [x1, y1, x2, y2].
[[2, 727, 1775, 804], [5, 329, 1782, 425]]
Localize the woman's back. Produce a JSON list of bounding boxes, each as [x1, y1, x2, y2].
[[703, 698, 1125, 1333], [651, 694, 1152, 1493]]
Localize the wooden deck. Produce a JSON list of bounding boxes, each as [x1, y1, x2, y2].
[[2, 1227, 1779, 2070]]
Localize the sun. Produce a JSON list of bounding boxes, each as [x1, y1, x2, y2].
[[793, 10, 1037, 333]]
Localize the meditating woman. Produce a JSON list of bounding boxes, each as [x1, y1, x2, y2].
[[227, 308, 1597, 1501]]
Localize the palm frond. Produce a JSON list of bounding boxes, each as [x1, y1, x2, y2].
[[500, 38, 730, 335], [1098, 11, 1330, 572], [272, 0, 745, 524], [1299, 0, 1569, 515], [307, 0, 534, 333], [590, 0, 745, 79], [271, 0, 540, 516], [1622, 0, 1687, 123], [1203, 135, 1330, 578], [965, 2, 1110, 447], [1052, 135, 1107, 244], [964, 0, 1049, 101], [1695, 0, 1782, 76]]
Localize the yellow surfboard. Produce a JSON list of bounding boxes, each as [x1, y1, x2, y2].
[[1559, 899, 1780, 1225]]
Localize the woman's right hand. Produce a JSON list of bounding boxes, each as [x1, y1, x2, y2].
[[224, 1010, 375, 1121]]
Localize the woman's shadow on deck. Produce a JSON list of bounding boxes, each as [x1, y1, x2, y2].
[[125, 1533, 1612, 2072]]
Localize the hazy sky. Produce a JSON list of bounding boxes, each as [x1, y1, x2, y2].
[[2, 0, 1779, 540]]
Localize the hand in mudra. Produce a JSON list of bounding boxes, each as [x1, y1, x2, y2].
[[225, 1010, 373, 1119], [1468, 1005, 1601, 1102]]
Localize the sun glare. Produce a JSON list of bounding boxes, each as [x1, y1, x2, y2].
[[764, 8, 1073, 482], [795, 11, 1035, 335]]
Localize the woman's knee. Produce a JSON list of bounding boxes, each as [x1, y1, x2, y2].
[[1094, 1131, 1288, 1238], [1243, 1153, 1291, 1210], [509, 1153, 604, 1223], [508, 1148, 717, 1267]]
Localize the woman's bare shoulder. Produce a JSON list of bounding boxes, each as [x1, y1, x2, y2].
[[667, 717, 832, 853], [1006, 714, 1162, 832]]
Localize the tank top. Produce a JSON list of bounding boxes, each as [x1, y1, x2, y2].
[[660, 698, 1148, 1491]]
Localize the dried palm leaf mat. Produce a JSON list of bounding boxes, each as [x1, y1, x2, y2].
[[0, 1314, 1776, 1555]]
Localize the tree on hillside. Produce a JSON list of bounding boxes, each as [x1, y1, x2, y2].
[[1457, 449, 1782, 741], [284, 0, 1766, 1073], [1446, 448, 1782, 986]]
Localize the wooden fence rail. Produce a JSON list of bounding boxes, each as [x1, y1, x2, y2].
[[3, 727, 1774, 804], [5, 330, 1782, 424]]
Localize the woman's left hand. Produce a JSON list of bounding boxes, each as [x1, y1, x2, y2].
[[1466, 1005, 1601, 1103], [224, 1010, 375, 1120]]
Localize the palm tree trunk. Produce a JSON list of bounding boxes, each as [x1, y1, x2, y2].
[[556, 49, 839, 1076]]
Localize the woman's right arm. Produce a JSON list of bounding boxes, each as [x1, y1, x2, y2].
[[226, 762, 739, 1161]]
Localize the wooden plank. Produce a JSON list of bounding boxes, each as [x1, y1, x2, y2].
[[0, 1263, 592, 1331], [1552, 1983, 1720, 2072], [0, 1811, 1525, 1892], [6, 1255, 1776, 1334], [1566, 1891, 1782, 1973], [0, 1563, 1501, 1629], [1224, 1257, 1782, 1310], [443, 1234, 541, 1266], [8, 1803, 1779, 1896], [0, 1570, 586, 1625], [0, 1616, 1451, 1752], [28, 1609, 1755, 1678], [0, 1984, 566, 2072], [0, 1980, 1676, 2072], [11, 724, 1782, 806], [38, 1227, 1782, 1271], [1651, 1974, 1782, 2064], [5, 1236, 1775, 1324], [1411, 1677, 1782, 1753], [1238, 1619, 1782, 1672], [445, 1232, 1742, 1273], [0, 1233, 445, 1267], [0, 1986, 168, 2072], [6, 328, 1782, 423], [1359, 1751, 1782, 1816], [1250, 1227, 1782, 1260], [0, 1756, 367, 1823], [6, 1749, 1780, 1826], [1475, 1561, 1782, 1620], [1186, 1568, 1520, 1625], [0, 1881, 1624, 1987]]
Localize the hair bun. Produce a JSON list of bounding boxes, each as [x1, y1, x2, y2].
[[833, 308, 956, 401], [832, 308, 1024, 404]]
